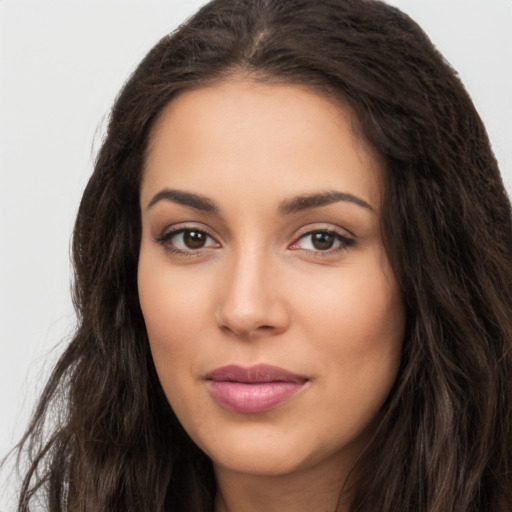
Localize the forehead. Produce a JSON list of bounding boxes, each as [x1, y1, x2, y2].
[[142, 79, 384, 211]]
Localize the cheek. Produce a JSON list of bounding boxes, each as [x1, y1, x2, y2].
[[292, 251, 404, 408], [138, 251, 213, 342], [137, 250, 213, 395], [294, 253, 403, 347]]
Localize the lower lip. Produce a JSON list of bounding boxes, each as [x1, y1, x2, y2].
[[207, 381, 306, 413]]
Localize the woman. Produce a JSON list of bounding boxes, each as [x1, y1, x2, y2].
[[12, 0, 512, 510]]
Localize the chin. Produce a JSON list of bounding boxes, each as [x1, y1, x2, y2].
[[194, 420, 366, 480], [210, 445, 311, 477]]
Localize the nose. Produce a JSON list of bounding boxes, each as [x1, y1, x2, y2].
[[215, 249, 290, 338]]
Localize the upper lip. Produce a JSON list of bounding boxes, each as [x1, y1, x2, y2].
[[205, 364, 308, 383]]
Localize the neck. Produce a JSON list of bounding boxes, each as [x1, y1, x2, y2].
[[213, 454, 356, 512]]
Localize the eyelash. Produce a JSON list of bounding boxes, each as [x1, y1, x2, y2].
[[289, 229, 355, 255], [154, 226, 355, 257], [154, 227, 219, 256]]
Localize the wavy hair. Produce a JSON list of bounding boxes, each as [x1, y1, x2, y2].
[[12, 0, 512, 510]]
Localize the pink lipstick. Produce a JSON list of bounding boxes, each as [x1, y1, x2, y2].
[[205, 364, 308, 413]]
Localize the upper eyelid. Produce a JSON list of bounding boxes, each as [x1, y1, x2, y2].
[[155, 223, 219, 240], [291, 229, 354, 245], [291, 223, 355, 240], [160, 227, 214, 240]]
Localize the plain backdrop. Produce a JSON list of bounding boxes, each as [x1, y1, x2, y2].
[[1, 0, 511, 507]]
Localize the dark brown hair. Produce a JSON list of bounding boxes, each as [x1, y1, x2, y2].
[[11, 0, 512, 510]]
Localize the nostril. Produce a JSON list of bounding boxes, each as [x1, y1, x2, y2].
[[216, 312, 288, 338]]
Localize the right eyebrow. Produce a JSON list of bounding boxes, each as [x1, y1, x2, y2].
[[146, 188, 220, 214]]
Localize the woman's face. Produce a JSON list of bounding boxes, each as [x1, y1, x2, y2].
[[138, 79, 404, 479]]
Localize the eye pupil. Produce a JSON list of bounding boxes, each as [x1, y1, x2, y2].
[[312, 232, 335, 250], [184, 230, 206, 249]]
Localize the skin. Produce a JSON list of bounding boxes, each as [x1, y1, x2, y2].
[[138, 78, 405, 512]]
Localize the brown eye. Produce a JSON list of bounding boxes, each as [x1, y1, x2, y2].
[[289, 229, 355, 254], [311, 232, 335, 250], [183, 230, 207, 249], [156, 228, 219, 253]]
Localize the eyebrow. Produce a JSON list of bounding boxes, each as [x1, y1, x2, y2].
[[146, 188, 373, 215], [278, 191, 374, 215], [147, 188, 219, 213]]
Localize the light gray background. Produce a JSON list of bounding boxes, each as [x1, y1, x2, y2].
[[1, 0, 511, 507]]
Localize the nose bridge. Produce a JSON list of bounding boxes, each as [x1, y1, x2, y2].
[[216, 242, 288, 337]]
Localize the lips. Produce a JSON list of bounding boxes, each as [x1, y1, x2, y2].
[[205, 364, 308, 413]]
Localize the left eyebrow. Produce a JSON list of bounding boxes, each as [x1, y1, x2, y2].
[[278, 191, 374, 215]]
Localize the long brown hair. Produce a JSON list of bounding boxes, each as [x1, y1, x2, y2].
[[12, 0, 512, 510]]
